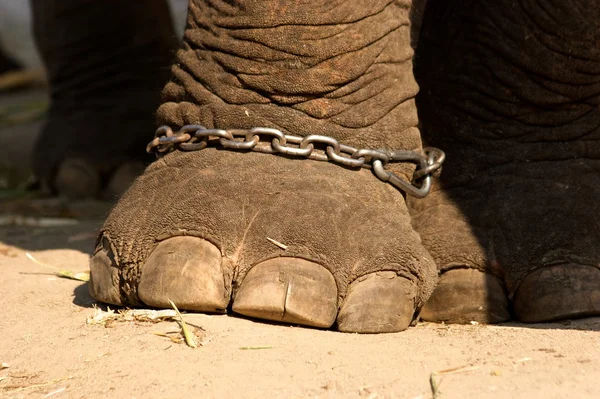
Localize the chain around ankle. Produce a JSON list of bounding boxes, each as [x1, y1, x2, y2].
[[146, 125, 445, 198]]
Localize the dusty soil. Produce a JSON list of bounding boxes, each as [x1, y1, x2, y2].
[[1, 88, 599, 399]]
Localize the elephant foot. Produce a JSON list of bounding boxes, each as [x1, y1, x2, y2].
[[409, 162, 600, 324], [89, 0, 438, 333], [89, 149, 437, 333], [35, 107, 159, 199]]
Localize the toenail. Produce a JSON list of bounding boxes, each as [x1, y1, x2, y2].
[[232, 257, 338, 328], [138, 236, 229, 312], [337, 272, 416, 334]]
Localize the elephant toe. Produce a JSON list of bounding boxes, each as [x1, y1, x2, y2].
[[232, 258, 338, 328], [420, 269, 510, 324], [138, 236, 230, 313], [513, 264, 600, 323], [89, 237, 124, 306], [337, 271, 417, 334]]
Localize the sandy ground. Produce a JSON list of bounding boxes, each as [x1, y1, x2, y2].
[[1, 229, 599, 399], [1, 88, 600, 399]]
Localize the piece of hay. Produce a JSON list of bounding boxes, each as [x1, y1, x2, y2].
[[87, 305, 206, 348], [1, 376, 72, 392], [266, 237, 288, 250], [429, 365, 479, 398], [86, 306, 178, 325], [0, 69, 46, 92], [86, 306, 117, 325], [152, 326, 208, 347], [168, 300, 198, 348], [25, 252, 89, 282], [514, 357, 533, 364], [239, 346, 273, 350], [152, 332, 184, 344], [43, 387, 66, 398], [0, 216, 78, 227]]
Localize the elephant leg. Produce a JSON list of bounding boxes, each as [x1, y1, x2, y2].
[[88, 0, 439, 333], [411, 0, 600, 323], [30, 0, 178, 198]]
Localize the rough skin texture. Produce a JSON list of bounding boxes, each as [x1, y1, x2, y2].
[[89, 0, 437, 333], [411, 0, 600, 322]]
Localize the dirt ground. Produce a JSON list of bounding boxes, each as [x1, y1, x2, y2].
[[1, 88, 600, 399]]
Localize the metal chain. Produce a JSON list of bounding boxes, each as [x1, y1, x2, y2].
[[146, 125, 445, 198]]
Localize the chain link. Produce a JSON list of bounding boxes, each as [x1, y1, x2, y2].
[[146, 125, 445, 198]]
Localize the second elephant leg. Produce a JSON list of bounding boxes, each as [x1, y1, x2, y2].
[[412, 0, 600, 323], [30, 0, 178, 198]]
